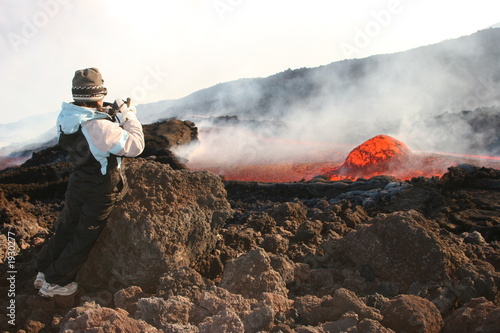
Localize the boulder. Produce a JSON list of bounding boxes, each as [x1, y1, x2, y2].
[[198, 308, 245, 333], [77, 159, 233, 292], [332, 288, 383, 321], [336, 210, 451, 287], [113, 286, 150, 315], [157, 266, 210, 302], [219, 248, 288, 300], [294, 294, 333, 326], [294, 288, 382, 326], [0, 189, 48, 254], [442, 297, 500, 333], [59, 301, 160, 332], [321, 311, 358, 332], [268, 202, 308, 233], [262, 233, 289, 254], [135, 296, 194, 329], [381, 294, 444, 333]]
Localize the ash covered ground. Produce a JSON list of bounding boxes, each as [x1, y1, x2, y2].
[[1, 119, 500, 333]]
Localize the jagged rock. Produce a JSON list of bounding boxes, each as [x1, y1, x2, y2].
[[190, 286, 259, 327], [294, 288, 381, 327], [454, 262, 500, 304], [219, 248, 288, 300], [157, 266, 209, 302], [223, 176, 399, 202], [460, 230, 487, 245], [332, 288, 383, 321], [135, 296, 194, 328], [59, 301, 161, 332], [192, 289, 283, 333], [0, 162, 70, 200], [242, 304, 274, 333], [294, 219, 323, 244], [332, 201, 370, 228], [441, 165, 500, 190], [294, 267, 338, 296], [3, 294, 56, 333], [77, 159, 233, 292], [294, 294, 334, 326], [139, 118, 198, 169], [380, 294, 444, 333], [144, 118, 198, 148], [0, 189, 48, 252], [21, 144, 65, 168], [261, 292, 293, 316], [222, 225, 260, 253], [269, 254, 295, 284], [321, 311, 358, 332], [262, 233, 289, 254], [269, 202, 308, 233], [334, 210, 452, 287], [198, 308, 245, 333], [113, 286, 150, 316], [246, 211, 277, 234], [442, 297, 500, 333], [156, 323, 199, 333]]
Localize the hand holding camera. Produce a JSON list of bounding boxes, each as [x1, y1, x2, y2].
[[112, 98, 137, 121]]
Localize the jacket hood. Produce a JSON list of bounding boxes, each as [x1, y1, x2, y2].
[[57, 102, 112, 135]]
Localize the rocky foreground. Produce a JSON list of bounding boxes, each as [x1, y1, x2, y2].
[[1, 157, 500, 332]]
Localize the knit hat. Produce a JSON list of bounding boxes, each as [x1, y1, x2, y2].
[[72, 68, 107, 102]]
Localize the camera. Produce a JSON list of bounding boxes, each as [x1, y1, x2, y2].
[[103, 98, 131, 117]]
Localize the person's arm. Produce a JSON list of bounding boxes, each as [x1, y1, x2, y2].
[[83, 117, 145, 157]]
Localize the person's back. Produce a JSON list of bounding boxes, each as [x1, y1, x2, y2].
[[35, 68, 145, 297]]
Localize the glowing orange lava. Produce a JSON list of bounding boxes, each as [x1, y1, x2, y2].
[[326, 135, 452, 181], [188, 134, 500, 182], [343, 135, 411, 171]]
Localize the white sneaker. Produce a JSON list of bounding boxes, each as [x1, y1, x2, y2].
[[38, 281, 78, 297], [34, 272, 45, 290]]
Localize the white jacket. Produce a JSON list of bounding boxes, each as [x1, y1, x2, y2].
[[57, 102, 145, 175]]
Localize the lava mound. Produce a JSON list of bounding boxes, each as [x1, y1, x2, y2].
[[342, 135, 411, 174]]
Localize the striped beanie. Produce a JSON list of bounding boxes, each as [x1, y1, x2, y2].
[[72, 68, 107, 102]]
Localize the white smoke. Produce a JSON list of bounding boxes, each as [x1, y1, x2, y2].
[[171, 29, 500, 175]]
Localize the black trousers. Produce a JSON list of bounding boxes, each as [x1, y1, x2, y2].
[[37, 168, 126, 286]]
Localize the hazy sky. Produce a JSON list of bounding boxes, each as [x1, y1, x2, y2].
[[1, 0, 499, 124]]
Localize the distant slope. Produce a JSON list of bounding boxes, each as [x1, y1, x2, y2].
[[0, 111, 58, 153], [148, 28, 500, 123]]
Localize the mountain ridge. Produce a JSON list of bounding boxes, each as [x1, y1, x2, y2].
[[143, 28, 500, 123]]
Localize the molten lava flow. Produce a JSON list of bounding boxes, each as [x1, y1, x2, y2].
[[325, 135, 413, 180], [188, 131, 500, 182], [343, 135, 411, 171]]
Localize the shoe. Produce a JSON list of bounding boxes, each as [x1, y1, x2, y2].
[[38, 281, 78, 297], [34, 272, 45, 290]]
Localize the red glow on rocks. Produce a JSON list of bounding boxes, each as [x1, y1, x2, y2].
[[343, 135, 411, 172], [327, 135, 447, 181], [188, 135, 500, 182]]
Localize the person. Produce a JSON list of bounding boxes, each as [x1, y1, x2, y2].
[[34, 67, 145, 297]]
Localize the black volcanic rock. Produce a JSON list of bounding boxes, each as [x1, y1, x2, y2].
[[2, 162, 500, 332], [139, 118, 198, 169]]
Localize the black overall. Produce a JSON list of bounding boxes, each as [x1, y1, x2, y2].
[[37, 122, 128, 286]]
